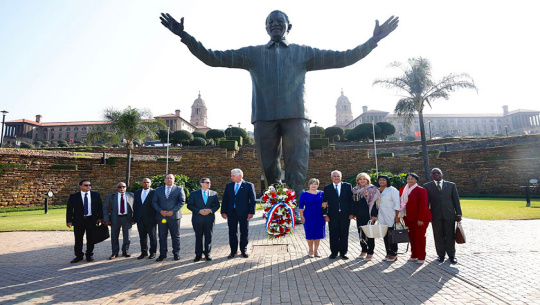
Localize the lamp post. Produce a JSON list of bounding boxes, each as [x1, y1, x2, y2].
[[314, 122, 318, 135], [0, 110, 8, 148], [428, 119, 432, 140], [228, 124, 233, 137], [238, 122, 241, 128], [505, 125, 508, 137]]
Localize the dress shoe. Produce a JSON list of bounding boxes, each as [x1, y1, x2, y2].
[[449, 257, 458, 264], [227, 252, 238, 259], [241, 252, 249, 258], [365, 255, 373, 261], [174, 254, 180, 260], [205, 255, 212, 261], [137, 253, 147, 260], [314, 252, 321, 258], [386, 256, 397, 262], [416, 260, 425, 264], [70, 257, 83, 263], [329, 254, 337, 259], [437, 256, 444, 263], [122, 252, 131, 258], [156, 256, 166, 262], [357, 252, 367, 259], [109, 254, 118, 260], [194, 256, 202, 262], [148, 254, 156, 259], [340, 255, 349, 260], [408, 258, 418, 262], [86, 256, 95, 262]]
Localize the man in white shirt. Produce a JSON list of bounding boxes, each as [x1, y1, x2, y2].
[[133, 178, 157, 259]]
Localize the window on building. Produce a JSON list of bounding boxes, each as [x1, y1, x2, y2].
[[51, 134, 54, 139], [74, 133, 78, 138], [74, 127, 78, 131], [67, 127, 71, 131], [59, 128, 62, 131]]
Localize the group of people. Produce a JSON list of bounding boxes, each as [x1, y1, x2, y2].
[[298, 168, 462, 264], [66, 167, 461, 265], [66, 168, 256, 263]]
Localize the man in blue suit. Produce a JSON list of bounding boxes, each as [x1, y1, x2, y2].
[[133, 178, 157, 260], [152, 174, 186, 261], [221, 168, 256, 259], [103, 182, 135, 259]]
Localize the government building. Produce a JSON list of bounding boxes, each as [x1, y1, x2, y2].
[[336, 91, 540, 137], [2, 93, 211, 144]]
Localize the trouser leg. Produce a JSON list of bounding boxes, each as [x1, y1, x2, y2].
[[204, 221, 214, 256], [431, 219, 446, 258], [339, 215, 351, 256], [84, 217, 95, 257], [148, 223, 157, 254], [443, 219, 456, 257], [158, 223, 168, 256], [239, 217, 249, 253], [254, 120, 282, 186], [228, 210, 239, 254], [328, 216, 340, 255], [111, 223, 121, 255], [120, 217, 132, 253], [137, 222, 148, 255], [193, 222, 204, 257], [170, 219, 181, 256]]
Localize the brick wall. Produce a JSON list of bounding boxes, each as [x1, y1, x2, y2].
[[1, 140, 539, 207]]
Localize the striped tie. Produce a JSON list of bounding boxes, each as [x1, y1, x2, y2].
[[166, 186, 171, 198]]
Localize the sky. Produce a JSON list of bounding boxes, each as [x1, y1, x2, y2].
[[0, 0, 538, 132]]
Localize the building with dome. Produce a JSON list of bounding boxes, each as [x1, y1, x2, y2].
[[190, 92, 210, 133], [335, 89, 353, 127]]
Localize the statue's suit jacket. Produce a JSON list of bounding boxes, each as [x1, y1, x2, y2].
[[152, 185, 185, 221], [187, 189, 220, 223], [103, 192, 134, 224], [133, 188, 156, 226], [424, 181, 462, 220]]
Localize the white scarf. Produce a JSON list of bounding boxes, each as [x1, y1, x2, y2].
[[399, 183, 418, 216]]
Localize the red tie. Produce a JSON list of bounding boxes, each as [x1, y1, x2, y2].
[[120, 194, 125, 214]]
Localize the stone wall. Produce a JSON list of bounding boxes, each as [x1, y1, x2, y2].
[[1, 140, 539, 208]]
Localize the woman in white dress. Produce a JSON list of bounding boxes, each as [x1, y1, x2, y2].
[[377, 175, 401, 262]]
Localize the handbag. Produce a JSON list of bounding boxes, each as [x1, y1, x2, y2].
[[92, 222, 110, 244], [360, 220, 388, 238], [455, 221, 466, 244], [388, 221, 410, 244]]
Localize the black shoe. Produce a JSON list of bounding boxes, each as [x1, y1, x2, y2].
[[86, 256, 94, 262], [205, 255, 212, 261], [227, 252, 237, 259], [109, 254, 118, 260], [329, 254, 337, 259], [156, 256, 166, 262], [70, 257, 83, 263], [437, 256, 444, 263], [174, 254, 180, 260], [122, 252, 131, 258], [341, 255, 349, 260], [449, 257, 458, 264], [241, 252, 249, 258], [148, 253, 156, 259], [194, 256, 202, 262], [137, 253, 148, 260]]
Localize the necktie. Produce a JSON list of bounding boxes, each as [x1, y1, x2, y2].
[[203, 190, 208, 204], [234, 183, 240, 195], [120, 194, 125, 214], [83, 193, 89, 216], [166, 186, 171, 198], [335, 184, 339, 196], [142, 190, 147, 203], [437, 181, 442, 191]]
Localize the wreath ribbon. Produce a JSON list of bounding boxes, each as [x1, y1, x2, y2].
[[265, 201, 295, 235]]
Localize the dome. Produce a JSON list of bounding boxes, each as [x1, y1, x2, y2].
[[336, 89, 351, 105], [192, 92, 206, 107]]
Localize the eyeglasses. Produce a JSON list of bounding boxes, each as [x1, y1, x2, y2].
[[118, 186, 126, 188], [203, 182, 211, 184], [83, 184, 91, 186]]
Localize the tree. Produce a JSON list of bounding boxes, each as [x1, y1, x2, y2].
[[224, 126, 248, 139], [192, 131, 207, 139], [376, 122, 396, 141], [348, 123, 381, 142], [157, 129, 170, 144], [310, 126, 325, 136], [324, 126, 344, 143], [102, 106, 165, 185], [206, 129, 225, 144], [190, 137, 207, 146], [172, 130, 193, 146], [374, 57, 477, 181]]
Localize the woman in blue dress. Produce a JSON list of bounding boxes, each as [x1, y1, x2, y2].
[[299, 178, 326, 258]]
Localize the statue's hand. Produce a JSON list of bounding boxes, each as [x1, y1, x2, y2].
[[160, 13, 184, 36], [372, 16, 399, 43]]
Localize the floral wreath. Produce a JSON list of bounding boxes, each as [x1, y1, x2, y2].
[[261, 183, 296, 239]]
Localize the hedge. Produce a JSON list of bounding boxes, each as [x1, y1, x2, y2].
[[377, 152, 395, 158], [310, 138, 329, 150], [51, 164, 78, 170], [157, 158, 174, 162], [226, 136, 243, 146], [482, 155, 508, 161], [107, 157, 134, 165], [220, 140, 239, 151], [0, 163, 28, 174]]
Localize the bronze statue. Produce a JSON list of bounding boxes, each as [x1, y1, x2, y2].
[[160, 11, 398, 220]]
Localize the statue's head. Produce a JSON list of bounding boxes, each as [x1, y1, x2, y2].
[[266, 10, 292, 42]]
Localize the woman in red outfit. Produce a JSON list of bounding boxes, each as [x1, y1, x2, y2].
[[399, 173, 432, 264]]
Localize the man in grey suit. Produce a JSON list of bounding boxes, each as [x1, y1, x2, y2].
[[187, 178, 220, 262], [424, 168, 462, 264], [152, 174, 186, 261], [133, 178, 157, 260], [103, 182, 135, 259]]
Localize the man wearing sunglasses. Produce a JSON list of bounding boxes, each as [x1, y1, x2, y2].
[[66, 180, 103, 263], [103, 182, 135, 260]]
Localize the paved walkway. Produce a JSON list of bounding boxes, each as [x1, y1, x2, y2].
[[1, 213, 539, 304]]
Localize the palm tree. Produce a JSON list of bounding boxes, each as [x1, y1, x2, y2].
[[103, 106, 165, 185], [373, 57, 477, 181]]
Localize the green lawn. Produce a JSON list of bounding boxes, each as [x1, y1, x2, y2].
[[461, 198, 540, 220], [0, 205, 192, 232]]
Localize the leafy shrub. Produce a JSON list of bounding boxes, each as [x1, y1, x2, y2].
[[481, 155, 508, 161], [192, 131, 207, 139], [219, 140, 238, 151], [191, 137, 207, 146], [310, 138, 329, 149], [226, 136, 243, 146], [404, 136, 416, 141], [377, 152, 395, 158], [20, 142, 34, 149], [51, 164, 78, 170], [156, 158, 174, 162]]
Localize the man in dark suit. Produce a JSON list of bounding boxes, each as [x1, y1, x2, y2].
[[221, 168, 256, 259], [424, 168, 462, 264], [103, 182, 135, 259], [66, 179, 103, 263], [187, 178, 220, 262], [322, 170, 355, 259], [133, 178, 157, 259], [152, 174, 186, 261]]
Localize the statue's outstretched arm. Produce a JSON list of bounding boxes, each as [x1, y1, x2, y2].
[[160, 13, 184, 37], [372, 16, 399, 43]]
